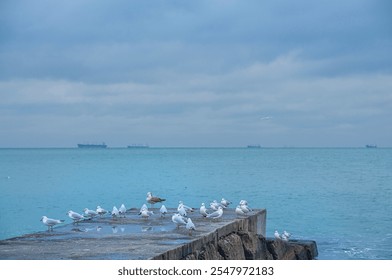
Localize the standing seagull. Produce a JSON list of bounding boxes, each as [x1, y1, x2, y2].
[[40, 216, 64, 231], [221, 198, 231, 207], [206, 206, 223, 220], [199, 203, 209, 217], [172, 213, 187, 229], [240, 200, 252, 214], [186, 218, 196, 236], [111, 206, 120, 219], [138, 204, 148, 215], [177, 204, 188, 217], [146, 192, 166, 208], [96, 206, 108, 217], [140, 209, 154, 219], [83, 208, 98, 219], [119, 204, 127, 217], [274, 230, 281, 240], [235, 205, 247, 216], [281, 230, 292, 241], [160, 205, 168, 218], [178, 201, 194, 212], [67, 210, 84, 224]]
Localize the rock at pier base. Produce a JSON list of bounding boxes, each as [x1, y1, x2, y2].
[[181, 231, 317, 260]]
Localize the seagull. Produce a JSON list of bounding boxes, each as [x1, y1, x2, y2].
[[240, 200, 252, 213], [96, 206, 108, 217], [186, 218, 196, 236], [140, 209, 154, 219], [40, 216, 65, 231], [119, 204, 127, 217], [274, 230, 281, 240], [146, 192, 166, 208], [138, 204, 148, 215], [200, 203, 209, 217], [178, 204, 188, 217], [239, 199, 248, 205], [178, 201, 194, 212], [220, 198, 231, 207], [83, 208, 98, 219], [111, 206, 120, 219], [206, 206, 223, 220], [160, 205, 168, 217], [67, 210, 84, 224], [211, 200, 225, 210], [281, 230, 292, 241], [172, 213, 187, 228], [235, 205, 247, 216]]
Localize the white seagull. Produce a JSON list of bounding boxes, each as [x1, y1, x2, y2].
[[138, 204, 148, 215], [111, 206, 120, 219], [119, 204, 127, 217], [172, 213, 187, 228], [160, 205, 168, 217], [274, 230, 281, 240], [206, 206, 223, 220], [199, 203, 209, 217], [83, 208, 98, 219], [178, 201, 194, 212], [281, 230, 292, 241], [140, 209, 154, 219], [210, 200, 225, 210], [178, 204, 188, 217], [40, 216, 65, 231], [240, 200, 252, 213], [67, 210, 84, 224], [235, 205, 247, 216], [96, 206, 108, 217], [220, 198, 231, 207], [186, 218, 196, 236]]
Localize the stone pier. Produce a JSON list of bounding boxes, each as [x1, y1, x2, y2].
[[0, 208, 317, 260]]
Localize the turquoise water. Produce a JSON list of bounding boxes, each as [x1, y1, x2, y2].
[[0, 148, 391, 259]]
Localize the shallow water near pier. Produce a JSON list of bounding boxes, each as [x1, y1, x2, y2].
[[1, 147, 391, 259]]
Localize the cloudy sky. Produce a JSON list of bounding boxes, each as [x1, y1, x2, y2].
[[1, 0, 391, 147]]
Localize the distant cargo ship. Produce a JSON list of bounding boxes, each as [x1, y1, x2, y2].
[[365, 144, 377, 148], [77, 143, 107, 148], [127, 144, 149, 149], [247, 145, 261, 148]]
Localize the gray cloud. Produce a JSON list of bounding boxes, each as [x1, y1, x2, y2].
[[0, 0, 391, 147]]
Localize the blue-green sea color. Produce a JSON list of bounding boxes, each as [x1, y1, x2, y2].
[[0, 147, 391, 259]]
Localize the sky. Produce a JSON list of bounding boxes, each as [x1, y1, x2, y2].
[[0, 0, 391, 147]]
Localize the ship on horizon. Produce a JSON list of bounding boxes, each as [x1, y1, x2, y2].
[[365, 144, 377, 148], [77, 143, 107, 148], [127, 144, 149, 149], [246, 144, 261, 148]]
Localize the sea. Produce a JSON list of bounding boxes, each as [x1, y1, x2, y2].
[[0, 147, 391, 260]]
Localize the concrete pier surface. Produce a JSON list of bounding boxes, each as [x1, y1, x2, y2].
[[0, 208, 268, 260]]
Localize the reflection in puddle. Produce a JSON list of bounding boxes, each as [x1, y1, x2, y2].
[[141, 226, 152, 232]]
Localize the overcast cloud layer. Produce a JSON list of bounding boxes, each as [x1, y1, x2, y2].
[[1, 0, 391, 147]]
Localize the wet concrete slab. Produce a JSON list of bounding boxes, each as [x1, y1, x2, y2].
[[0, 208, 265, 260]]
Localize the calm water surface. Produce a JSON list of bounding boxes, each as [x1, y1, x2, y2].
[[1, 148, 391, 259]]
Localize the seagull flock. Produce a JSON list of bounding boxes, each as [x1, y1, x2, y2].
[[40, 191, 289, 239], [274, 230, 292, 241]]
